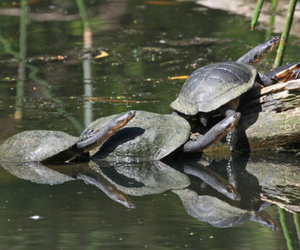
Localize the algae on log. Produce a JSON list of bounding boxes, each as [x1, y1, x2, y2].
[[205, 79, 300, 154]]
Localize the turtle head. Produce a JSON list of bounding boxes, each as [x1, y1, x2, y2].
[[77, 110, 136, 154], [113, 110, 136, 130]]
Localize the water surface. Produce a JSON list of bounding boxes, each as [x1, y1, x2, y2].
[[0, 0, 299, 249]]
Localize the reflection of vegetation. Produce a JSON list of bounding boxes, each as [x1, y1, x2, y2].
[[25, 62, 84, 132], [76, 0, 93, 127], [0, 0, 84, 132], [0, 33, 19, 58], [15, 0, 27, 120], [279, 207, 294, 250], [294, 214, 300, 245]]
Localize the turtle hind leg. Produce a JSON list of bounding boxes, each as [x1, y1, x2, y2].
[[182, 113, 241, 153], [291, 66, 300, 79], [258, 63, 300, 86]]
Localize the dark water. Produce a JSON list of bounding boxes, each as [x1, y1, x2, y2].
[[0, 0, 299, 249]]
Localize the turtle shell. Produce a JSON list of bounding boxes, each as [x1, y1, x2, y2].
[[83, 110, 191, 161], [0, 130, 79, 162], [170, 61, 257, 115]]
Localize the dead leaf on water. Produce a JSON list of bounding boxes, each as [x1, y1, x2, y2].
[[169, 75, 189, 80], [95, 51, 109, 59]]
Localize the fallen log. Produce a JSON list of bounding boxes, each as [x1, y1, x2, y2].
[[204, 79, 300, 154]]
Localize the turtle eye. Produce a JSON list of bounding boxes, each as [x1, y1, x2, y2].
[[128, 110, 136, 116]]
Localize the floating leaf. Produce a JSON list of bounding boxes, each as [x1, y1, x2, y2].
[[169, 75, 189, 80]]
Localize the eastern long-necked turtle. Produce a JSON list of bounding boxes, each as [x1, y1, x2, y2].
[[0, 110, 135, 163], [80, 110, 239, 161], [170, 36, 298, 152]]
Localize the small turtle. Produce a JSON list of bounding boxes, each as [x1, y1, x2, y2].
[[0, 110, 135, 163]]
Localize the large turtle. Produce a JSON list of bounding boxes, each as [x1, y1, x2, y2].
[[80, 110, 239, 161], [0, 110, 135, 163], [170, 36, 298, 152]]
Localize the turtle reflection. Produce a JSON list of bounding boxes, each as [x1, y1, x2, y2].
[[171, 158, 280, 230], [0, 159, 191, 208], [172, 188, 278, 230], [90, 160, 190, 196], [0, 161, 135, 209]]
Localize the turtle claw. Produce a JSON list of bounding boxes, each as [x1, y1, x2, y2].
[[291, 67, 300, 79], [272, 63, 300, 82]]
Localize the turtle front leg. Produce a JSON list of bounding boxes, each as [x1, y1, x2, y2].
[[182, 113, 241, 153], [257, 72, 278, 86]]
